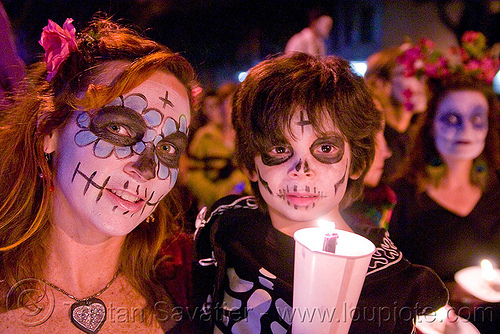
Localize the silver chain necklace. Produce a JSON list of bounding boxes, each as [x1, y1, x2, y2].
[[40, 269, 120, 334]]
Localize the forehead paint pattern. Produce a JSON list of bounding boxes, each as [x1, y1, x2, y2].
[[297, 109, 312, 134], [74, 93, 188, 185]]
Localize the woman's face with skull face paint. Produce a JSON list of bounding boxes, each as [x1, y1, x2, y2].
[[49, 70, 190, 238], [433, 90, 488, 161], [251, 109, 352, 230]]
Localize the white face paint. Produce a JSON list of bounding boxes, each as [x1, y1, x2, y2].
[[391, 65, 428, 113], [433, 90, 488, 160], [52, 71, 191, 238], [252, 110, 351, 228]]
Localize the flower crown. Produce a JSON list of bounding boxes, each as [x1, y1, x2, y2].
[[396, 38, 449, 79], [39, 18, 78, 82], [396, 32, 500, 84], [448, 31, 500, 84]]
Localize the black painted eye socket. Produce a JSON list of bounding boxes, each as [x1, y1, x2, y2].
[[261, 145, 293, 166], [90, 106, 147, 146], [155, 131, 188, 168], [310, 136, 345, 164]]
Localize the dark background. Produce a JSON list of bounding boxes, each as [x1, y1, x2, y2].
[[3, 0, 500, 89]]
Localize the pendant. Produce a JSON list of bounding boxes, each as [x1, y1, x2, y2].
[[70, 297, 107, 334]]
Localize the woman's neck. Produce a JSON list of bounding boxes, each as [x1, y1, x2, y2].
[[44, 223, 124, 298], [439, 158, 474, 189]]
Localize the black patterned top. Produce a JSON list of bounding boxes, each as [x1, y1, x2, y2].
[[193, 195, 448, 334]]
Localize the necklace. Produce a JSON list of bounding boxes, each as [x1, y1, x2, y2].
[[40, 269, 120, 334]]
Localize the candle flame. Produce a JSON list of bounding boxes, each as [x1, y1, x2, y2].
[[481, 259, 498, 282], [435, 306, 448, 322], [318, 219, 336, 232]]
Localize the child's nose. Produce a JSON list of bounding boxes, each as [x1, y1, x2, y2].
[[124, 143, 156, 181], [289, 158, 315, 178]]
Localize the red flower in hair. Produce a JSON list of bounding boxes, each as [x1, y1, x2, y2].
[[39, 18, 77, 81]]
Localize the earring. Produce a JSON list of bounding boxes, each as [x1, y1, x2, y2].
[[145, 214, 155, 224], [44, 152, 52, 163]]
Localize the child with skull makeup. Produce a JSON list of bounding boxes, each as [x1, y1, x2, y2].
[[389, 72, 500, 334], [193, 52, 447, 334], [0, 16, 197, 333]]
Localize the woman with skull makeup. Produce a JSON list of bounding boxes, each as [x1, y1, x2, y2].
[[193, 52, 447, 334], [389, 72, 500, 334], [364, 41, 434, 185], [0, 16, 196, 333]]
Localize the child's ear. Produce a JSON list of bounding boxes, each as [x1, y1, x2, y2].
[[243, 167, 259, 182], [349, 163, 364, 180], [350, 170, 363, 180], [43, 130, 59, 154]]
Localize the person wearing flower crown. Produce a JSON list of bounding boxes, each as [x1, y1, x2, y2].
[[0, 16, 197, 333], [364, 39, 445, 185], [389, 32, 500, 334]]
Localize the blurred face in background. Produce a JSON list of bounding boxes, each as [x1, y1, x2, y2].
[[204, 95, 222, 125], [433, 90, 488, 161], [313, 15, 333, 39], [391, 65, 429, 113], [363, 125, 392, 187]]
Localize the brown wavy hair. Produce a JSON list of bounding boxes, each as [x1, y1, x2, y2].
[[0, 16, 197, 320]]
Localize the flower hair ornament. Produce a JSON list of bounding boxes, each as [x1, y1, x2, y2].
[[394, 38, 448, 111], [396, 38, 449, 80], [39, 18, 77, 82], [448, 31, 500, 84]]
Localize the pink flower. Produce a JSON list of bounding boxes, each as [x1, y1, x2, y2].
[[39, 18, 77, 81], [462, 31, 480, 45]]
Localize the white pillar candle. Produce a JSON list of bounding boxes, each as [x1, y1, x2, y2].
[[292, 227, 375, 334]]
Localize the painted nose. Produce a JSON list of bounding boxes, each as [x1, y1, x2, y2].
[[289, 158, 315, 178], [124, 143, 156, 181]]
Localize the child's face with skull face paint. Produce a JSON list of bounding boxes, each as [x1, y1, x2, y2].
[[48, 70, 190, 238], [251, 109, 353, 232]]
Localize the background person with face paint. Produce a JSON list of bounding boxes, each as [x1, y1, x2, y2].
[[0, 16, 197, 333], [364, 40, 439, 185], [342, 116, 395, 230], [389, 70, 500, 334], [193, 52, 447, 334]]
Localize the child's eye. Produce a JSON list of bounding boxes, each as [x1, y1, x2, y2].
[[269, 146, 291, 156], [313, 144, 339, 156], [319, 144, 334, 153], [310, 136, 345, 164], [261, 145, 293, 166]]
